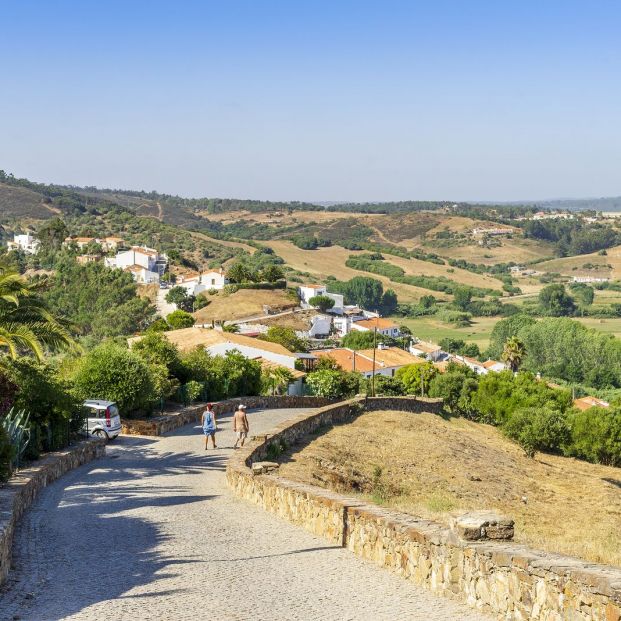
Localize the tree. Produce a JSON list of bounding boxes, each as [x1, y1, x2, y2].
[[486, 314, 536, 359], [227, 262, 252, 283], [131, 332, 185, 380], [568, 406, 621, 466], [439, 337, 480, 358], [380, 289, 398, 315], [502, 336, 526, 372], [341, 330, 381, 350], [165, 286, 194, 312], [308, 295, 335, 312], [395, 362, 437, 396], [261, 264, 284, 283], [261, 365, 294, 395], [306, 369, 360, 398], [503, 407, 571, 458], [71, 343, 156, 414], [259, 326, 307, 352], [0, 260, 74, 361], [453, 287, 472, 311], [166, 310, 196, 330], [315, 355, 342, 371], [429, 363, 479, 417], [328, 276, 384, 310], [538, 284, 576, 317], [38, 218, 69, 253]]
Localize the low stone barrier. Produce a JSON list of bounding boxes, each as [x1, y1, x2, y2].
[[0, 438, 105, 587], [227, 397, 621, 620], [121, 395, 334, 436]]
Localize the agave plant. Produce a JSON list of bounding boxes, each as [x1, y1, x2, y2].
[[1, 407, 31, 468]]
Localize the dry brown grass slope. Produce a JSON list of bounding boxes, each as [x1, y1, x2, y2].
[[279, 410, 621, 567]]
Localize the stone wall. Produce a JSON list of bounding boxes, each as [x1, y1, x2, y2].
[[227, 397, 621, 621], [121, 395, 334, 436], [0, 438, 105, 587]]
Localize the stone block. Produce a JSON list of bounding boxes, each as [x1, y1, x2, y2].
[[451, 511, 514, 541], [251, 461, 280, 475]]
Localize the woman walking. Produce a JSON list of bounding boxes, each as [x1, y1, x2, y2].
[[202, 403, 217, 450]]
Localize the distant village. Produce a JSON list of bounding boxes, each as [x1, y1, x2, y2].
[[4, 229, 610, 411]]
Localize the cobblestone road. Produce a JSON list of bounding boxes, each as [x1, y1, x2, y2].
[[2, 408, 493, 621]]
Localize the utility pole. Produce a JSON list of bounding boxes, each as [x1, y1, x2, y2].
[[371, 327, 377, 397]]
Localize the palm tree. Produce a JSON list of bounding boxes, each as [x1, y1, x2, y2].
[[262, 365, 294, 395], [0, 260, 74, 361], [501, 336, 526, 373]]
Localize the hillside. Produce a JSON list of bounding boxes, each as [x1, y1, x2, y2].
[[279, 410, 621, 566]]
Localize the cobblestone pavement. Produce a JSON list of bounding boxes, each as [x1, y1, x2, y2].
[[2, 408, 493, 621]]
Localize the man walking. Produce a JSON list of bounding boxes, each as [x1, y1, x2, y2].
[[232, 404, 249, 449]]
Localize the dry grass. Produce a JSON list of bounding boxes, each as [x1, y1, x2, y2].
[[264, 240, 440, 303], [279, 411, 621, 566], [193, 288, 297, 322], [136, 283, 159, 304], [197, 209, 383, 226]]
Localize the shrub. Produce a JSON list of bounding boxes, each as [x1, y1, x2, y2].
[[184, 380, 203, 404], [395, 362, 437, 396], [567, 406, 621, 466], [308, 295, 335, 312], [503, 407, 571, 457], [166, 309, 196, 330], [72, 343, 156, 415], [306, 369, 360, 398], [0, 424, 14, 483]]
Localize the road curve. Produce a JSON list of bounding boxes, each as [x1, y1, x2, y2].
[[1, 408, 493, 621]]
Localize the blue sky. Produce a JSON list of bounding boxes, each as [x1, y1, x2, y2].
[[1, 1, 620, 202]]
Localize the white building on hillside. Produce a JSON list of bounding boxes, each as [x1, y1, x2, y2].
[[410, 341, 443, 361], [350, 317, 400, 338], [177, 268, 228, 295], [105, 246, 167, 284], [7, 233, 40, 255], [298, 284, 344, 314]]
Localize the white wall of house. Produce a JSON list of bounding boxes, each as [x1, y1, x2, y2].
[[115, 249, 155, 271], [351, 323, 400, 338], [410, 344, 443, 361], [299, 285, 326, 307], [8, 233, 40, 255]]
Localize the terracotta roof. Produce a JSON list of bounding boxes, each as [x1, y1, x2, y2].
[[482, 360, 503, 369], [302, 284, 325, 290], [411, 341, 441, 354], [129, 327, 296, 359], [356, 347, 424, 368], [255, 358, 306, 380], [353, 317, 398, 330], [434, 361, 451, 373], [129, 246, 157, 256], [315, 347, 422, 373], [573, 396, 610, 411], [315, 349, 375, 373], [125, 264, 146, 273], [105, 236, 124, 242], [74, 237, 95, 243]]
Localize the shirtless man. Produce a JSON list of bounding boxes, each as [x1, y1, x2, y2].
[[232, 404, 249, 448]]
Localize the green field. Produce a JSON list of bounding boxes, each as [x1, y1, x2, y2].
[[394, 316, 501, 351], [395, 314, 621, 352]]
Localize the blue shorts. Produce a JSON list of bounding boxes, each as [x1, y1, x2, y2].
[[203, 428, 216, 436]]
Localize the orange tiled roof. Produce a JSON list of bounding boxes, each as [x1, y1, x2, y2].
[[315, 349, 375, 373], [482, 360, 502, 369], [354, 317, 398, 330]]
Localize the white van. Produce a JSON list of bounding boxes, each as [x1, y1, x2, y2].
[[83, 400, 122, 441]]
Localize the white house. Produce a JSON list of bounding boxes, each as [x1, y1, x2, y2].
[[481, 360, 507, 372], [177, 268, 228, 295], [452, 355, 489, 375], [350, 317, 400, 338], [7, 233, 40, 255], [572, 276, 609, 284], [106, 246, 168, 284], [308, 314, 332, 338], [410, 341, 443, 361], [298, 284, 344, 314]]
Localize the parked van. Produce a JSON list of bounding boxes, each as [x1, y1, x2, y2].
[[83, 400, 122, 441]]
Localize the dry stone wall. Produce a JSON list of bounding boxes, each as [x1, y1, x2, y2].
[[121, 395, 334, 436], [227, 397, 621, 621], [0, 438, 105, 587]]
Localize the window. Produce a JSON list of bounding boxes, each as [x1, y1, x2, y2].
[[211, 279, 215, 285]]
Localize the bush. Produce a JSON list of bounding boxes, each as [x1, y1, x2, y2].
[[72, 343, 156, 415], [0, 424, 13, 483], [567, 406, 621, 466], [503, 407, 571, 457], [4, 359, 83, 458], [306, 369, 361, 398], [259, 326, 307, 352], [395, 362, 437, 396], [308, 295, 335, 312], [166, 309, 195, 330]]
